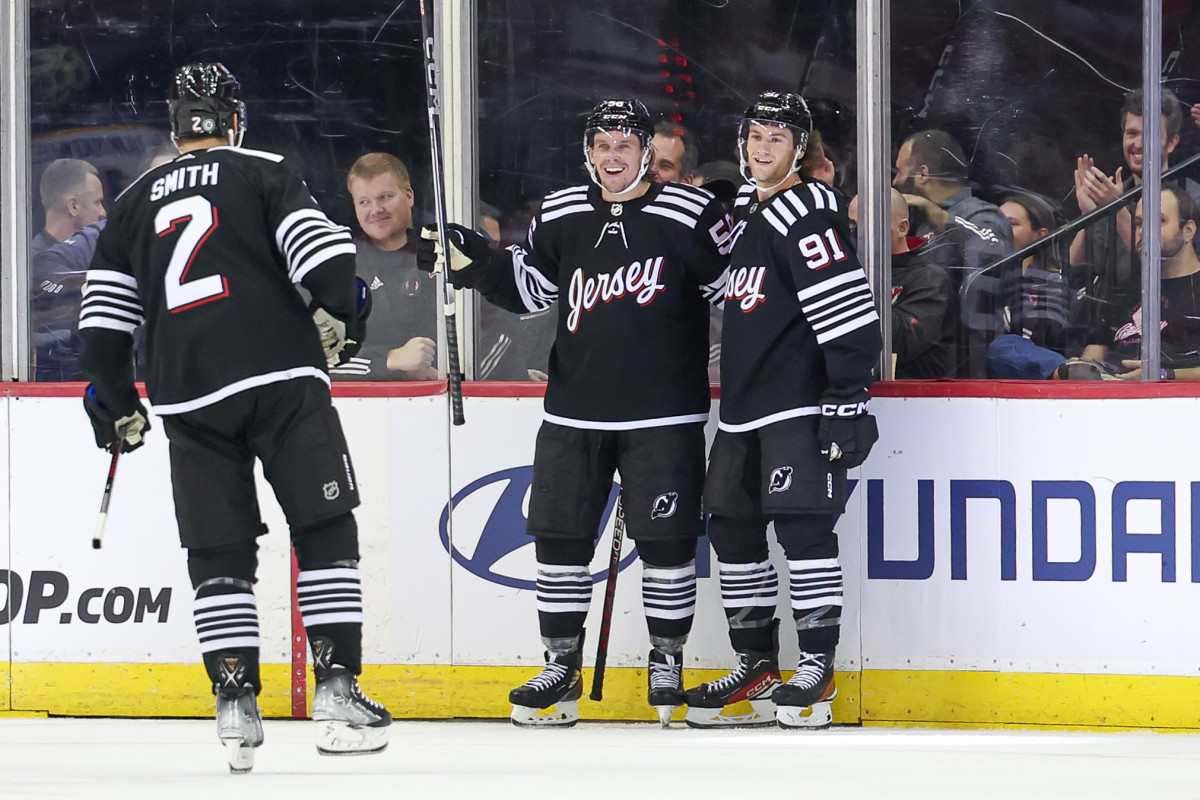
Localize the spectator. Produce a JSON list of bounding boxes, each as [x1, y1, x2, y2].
[[800, 129, 836, 187], [1076, 185, 1200, 379], [651, 120, 699, 184], [893, 128, 1014, 376], [985, 193, 1072, 379], [335, 152, 437, 380], [34, 158, 106, 257], [850, 189, 955, 379], [1069, 87, 1200, 346]]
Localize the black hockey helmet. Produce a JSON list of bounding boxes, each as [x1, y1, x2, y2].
[[738, 91, 812, 190], [584, 98, 654, 148], [168, 63, 246, 146]]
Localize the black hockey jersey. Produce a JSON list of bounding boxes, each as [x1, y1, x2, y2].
[[459, 181, 731, 427], [719, 182, 881, 430], [79, 146, 357, 415]]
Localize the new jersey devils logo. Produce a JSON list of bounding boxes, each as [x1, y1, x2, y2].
[[768, 467, 793, 494], [651, 492, 679, 519]]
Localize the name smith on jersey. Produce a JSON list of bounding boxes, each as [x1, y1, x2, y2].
[[149, 163, 220, 202]]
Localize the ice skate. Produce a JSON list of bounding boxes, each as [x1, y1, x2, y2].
[[773, 650, 837, 730], [647, 647, 684, 727], [509, 633, 584, 728], [212, 654, 263, 774], [683, 648, 781, 729], [311, 668, 392, 755]]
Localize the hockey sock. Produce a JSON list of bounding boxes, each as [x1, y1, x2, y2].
[[297, 564, 364, 674], [535, 562, 592, 641], [640, 561, 697, 644], [717, 560, 779, 652], [786, 558, 842, 653], [194, 577, 261, 694]]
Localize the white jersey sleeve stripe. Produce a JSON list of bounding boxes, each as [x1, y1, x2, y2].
[[275, 208, 327, 252], [795, 269, 862, 302], [817, 311, 880, 343], [784, 192, 811, 217], [541, 203, 593, 222], [643, 205, 698, 228], [510, 245, 558, 312], [811, 182, 838, 211], [655, 191, 706, 216], [292, 242, 357, 283], [772, 198, 797, 226], [85, 269, 138, 289]]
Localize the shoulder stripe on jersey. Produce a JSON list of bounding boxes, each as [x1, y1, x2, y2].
[[542, 192, 590, 212], [796, 270, 879, 344], [783, 192, 810, 218], [544, 185, 589, 202], [541, 202, 593, 222], [663, 182, 716, 203], [761, 207, 789, 237], [652, 192, 705, 217], [643, 204, 698, 228], [809, 182, 838, 212], [771, 198, 798, 226], [509, 245, 558, 312], [211, 145, 286, 163]]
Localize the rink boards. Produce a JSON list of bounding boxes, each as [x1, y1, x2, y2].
[[3, 381, 1200, 730]]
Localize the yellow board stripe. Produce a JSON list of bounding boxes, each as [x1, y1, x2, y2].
[[7, 664, 1196, 731]]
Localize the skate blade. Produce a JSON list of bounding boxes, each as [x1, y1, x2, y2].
[[654, 705, 679, 728], [221, 736, 257, 774], [316, 721, 390, 755], [510, 700, 580, 728], [776, 700, 834, 729], [684, 698, 777, 729]]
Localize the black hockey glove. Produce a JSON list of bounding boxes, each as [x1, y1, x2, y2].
[[84, 384, 150, 453], [817, 392, 878, 469], [416, 223, 491, 287], [312, 277, 372, 368]]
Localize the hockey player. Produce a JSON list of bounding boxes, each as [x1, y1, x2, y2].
[[77, 63, 390, 772], [417, 99, 731, 727], [683, 92, 881, 730]]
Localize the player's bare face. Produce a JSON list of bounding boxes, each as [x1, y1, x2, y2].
[[588, 130, 646, 195], [745, 123, 796, 187], [351, 172, 415, 251]]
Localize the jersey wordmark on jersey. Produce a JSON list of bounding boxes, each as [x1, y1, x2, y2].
[[465, 181, 731, 428], [80, 146, 357, 415], [720, 181, 880, 432]]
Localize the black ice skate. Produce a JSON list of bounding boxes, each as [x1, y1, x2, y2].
[[773, 650, 837, 729], [509, 633, 584, 728], [683, 648, 782, 729], [213, 654, 263, 774], [647, 647, 685, 727], [310, 637, 391, 755]]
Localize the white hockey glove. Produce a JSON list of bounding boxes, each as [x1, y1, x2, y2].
[[417, 224, 491, 285], [817, 393, 878, 469], [84, 384, 150, 453], [312, 277, 371, 368]]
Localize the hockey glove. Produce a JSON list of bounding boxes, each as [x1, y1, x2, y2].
[[417, 223, 491, 286], [817, 393, 878, 469], [84, 384, 150, 453], [313, 277, 372, 368]]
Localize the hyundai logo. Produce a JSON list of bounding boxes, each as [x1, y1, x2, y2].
[[438, 466, 638, 589]]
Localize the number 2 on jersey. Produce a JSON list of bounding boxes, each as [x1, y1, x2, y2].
[[797, 228, 847, 270], [156, 195, 228, 312]]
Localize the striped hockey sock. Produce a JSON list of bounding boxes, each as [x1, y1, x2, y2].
[[535, 563, 592, 641], [718, 559, 779, 652], [298, 565, 364, 674], [787, 557, 843, 653], [194, 577, 261, 693], [642, 560, 696, 644]]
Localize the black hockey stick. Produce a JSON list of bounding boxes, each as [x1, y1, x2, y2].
[[92, 448, 121, 549], [590, 496, 625, 701], [419, 0, 465, 426]]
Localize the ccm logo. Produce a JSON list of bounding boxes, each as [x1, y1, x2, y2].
[[821, 401, 869, 417]]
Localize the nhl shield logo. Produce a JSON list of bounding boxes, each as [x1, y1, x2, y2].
[[768, 467, 793, 494], [651, 492, 679, 520], [323, 481, 340, 501]]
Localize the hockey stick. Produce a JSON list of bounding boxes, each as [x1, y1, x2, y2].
[[92, 448, 121, 549], [590, 495, 625, 701], [419, 0, 465, 426]]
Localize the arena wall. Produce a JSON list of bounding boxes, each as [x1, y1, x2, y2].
[[3, 381, 1198, 730]]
